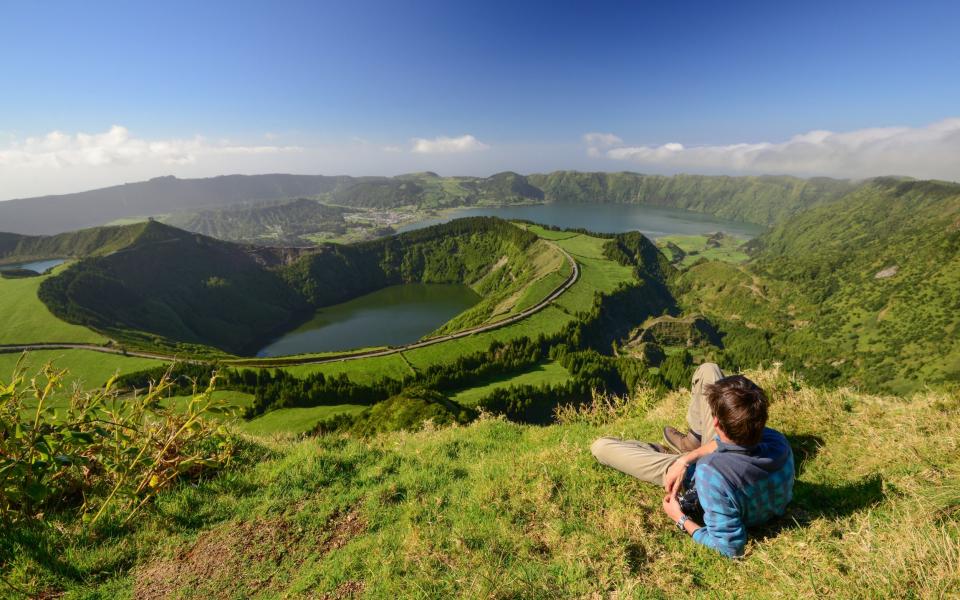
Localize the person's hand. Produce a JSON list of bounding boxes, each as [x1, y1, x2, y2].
[[663, 457, 688, 496], [662, 492, 684, 522]]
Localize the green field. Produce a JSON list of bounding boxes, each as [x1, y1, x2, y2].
[[0, 349, 168, 408], [403, 305, 576, 370], [538, 230, 636, 314], [448, 360, 572, 406], [280, 353, 415, 383], [161, 390, 255, 413], [239, 404, 368, 436], [0, 266, 108, 345], [657, 234, 751, 267], [0, 349, 168, 389]]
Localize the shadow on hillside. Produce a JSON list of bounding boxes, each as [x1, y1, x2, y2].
[[748, 433, 885, 542], [750, 474, 885, 543], [787, 433, 825, 476]]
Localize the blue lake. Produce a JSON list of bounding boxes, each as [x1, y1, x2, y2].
[[398, 203, 765, 239], [0, 258, 67, 273]]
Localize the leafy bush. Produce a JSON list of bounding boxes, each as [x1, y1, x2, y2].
[[0, 359, 236, 526]]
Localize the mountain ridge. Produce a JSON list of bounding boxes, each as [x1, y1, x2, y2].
[[0, 171, 858, 235]]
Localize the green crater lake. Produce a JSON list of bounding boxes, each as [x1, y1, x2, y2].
[[398, 203, 765, 239], [260, 204, 761, 356], [256, 283, 481, 357]]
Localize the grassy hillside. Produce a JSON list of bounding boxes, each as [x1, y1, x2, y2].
[[656, 233, 750, 268], [675, 178, 960, 394], [38, 221, 308, 356], [280, 217, 541, 312], [7, 366, 957, 598], [0, 222, 151, 265], [0, 265, 108, 345]]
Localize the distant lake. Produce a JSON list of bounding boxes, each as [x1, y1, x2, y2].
[[398, 203, 765, 239], [256, 283, 481, 357], [0, 258, 66, 274]]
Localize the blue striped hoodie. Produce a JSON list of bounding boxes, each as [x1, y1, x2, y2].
[[686, 428, 795, 557]]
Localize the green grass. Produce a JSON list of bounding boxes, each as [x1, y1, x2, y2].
[[161, 390, 255, 415], [9, 366, 958, 597], [0, 349, 168, 408], [544, 231, 636, 315], [0, 266, 108, 345], [447, 360, 572, 406], [239, 404, 368, 436], [281, 353, 415, 384], [402, 305, 576, 370], [657, 234, 750, 267]]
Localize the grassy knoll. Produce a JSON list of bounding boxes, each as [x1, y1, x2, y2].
[[447, 360, 571, 406], [0, 267, 107, 345], [9, 366, 957, 597], [239, 404, 367, 436]]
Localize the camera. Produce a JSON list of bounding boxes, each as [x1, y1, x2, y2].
[[679, 487, 704, 523]]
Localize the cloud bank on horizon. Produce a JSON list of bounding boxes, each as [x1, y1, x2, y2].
[[2, 118, 960, 199], [0, 125, 303, 170], [411, 134, 489, 154], [586, 118, 960, 181]]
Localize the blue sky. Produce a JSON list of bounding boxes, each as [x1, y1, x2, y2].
[[2, 0, 959, 197]]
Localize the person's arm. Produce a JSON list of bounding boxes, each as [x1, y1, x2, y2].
[[662, 493, 702, 536], [663, 438, 718, 494]]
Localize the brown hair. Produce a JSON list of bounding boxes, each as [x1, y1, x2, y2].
[[705, 375, 768, 447]]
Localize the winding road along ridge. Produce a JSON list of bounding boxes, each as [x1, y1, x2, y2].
[[0, 240, 581, 368]]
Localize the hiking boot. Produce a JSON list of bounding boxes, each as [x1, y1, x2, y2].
[[649, 443, 679, 455], [663, 426, 701, 453]]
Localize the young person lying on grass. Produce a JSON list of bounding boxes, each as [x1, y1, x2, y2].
[[591, 363, 795, 558]]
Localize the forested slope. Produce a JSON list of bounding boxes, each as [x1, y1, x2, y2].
[[675, 178, 960, 393], [0, 222, 151, 264], [527, 172, 856, 225]]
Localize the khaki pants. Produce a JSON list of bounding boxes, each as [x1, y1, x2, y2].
[[590, 363, 723, 486]]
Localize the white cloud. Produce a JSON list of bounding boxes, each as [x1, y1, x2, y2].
[[584, 132, 624, 157], [0, 125, 302, 170], [595, 118, 960, 180], [583, 132, 623, 147], [411, 134, 489, 154]]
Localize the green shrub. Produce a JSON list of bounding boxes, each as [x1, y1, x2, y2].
[[0, 358, 236, 526]]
